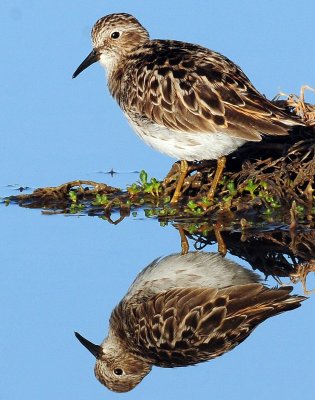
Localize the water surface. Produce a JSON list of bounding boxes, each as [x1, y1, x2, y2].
[[1, 174, 314, 400]]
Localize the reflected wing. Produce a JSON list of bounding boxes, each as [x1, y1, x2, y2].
[[123, 284, 304, 367], [124, 42, 298, 140]]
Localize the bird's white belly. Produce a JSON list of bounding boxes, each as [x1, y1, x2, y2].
[[126, 117, 245, 161]]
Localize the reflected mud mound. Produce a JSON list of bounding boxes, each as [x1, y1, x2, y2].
[[181, 225, 315, 294]]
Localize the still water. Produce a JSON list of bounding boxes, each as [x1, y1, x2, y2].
[[1, 176, 314, 400]]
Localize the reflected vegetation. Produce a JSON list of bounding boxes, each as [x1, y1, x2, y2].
[[178, 224, 315, 294], [75, 251, 307, 393]]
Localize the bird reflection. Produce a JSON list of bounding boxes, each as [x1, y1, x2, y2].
[[75, 252, 306, 392]]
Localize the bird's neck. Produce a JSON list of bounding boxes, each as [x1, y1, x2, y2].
[[107, 65, 125, 102], [108, 301, 129, 341]]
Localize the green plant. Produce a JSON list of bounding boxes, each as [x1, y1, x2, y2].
[[243, 179, 260, 198], [184, 200, 203, 216], [139, 170, 162, 197], [222, 180, 238, 203], [92, 194, 109, 206], [127, 183, 141, 196], [68, 190, 77, 203]]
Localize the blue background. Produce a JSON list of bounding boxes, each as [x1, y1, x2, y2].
[[1, 1, 314, 399]]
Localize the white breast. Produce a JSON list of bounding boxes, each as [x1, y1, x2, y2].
[[125, 115, 245, 161], [124, 252, 260, 303]]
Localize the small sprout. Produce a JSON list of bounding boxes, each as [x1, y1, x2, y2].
[[222, 194, 234, 203], [168, 208, 177, 216], [184, 200, 204, 215], [68, 190, 77, 203], [150, 177, 161, 196], [263, 207, 273, 216], [69, 203, 85, 214], [187, 224, 201, 234], [222, 180, 238, 205], [244, 179, 259, 198], [220, 175, 228, 185], [226, 180, 237, 196], [163, 196, 171, 204], [270, 201, 281, 209], [195, 207, 203, 215], [187, 200, 198, 210], [139, 170, 148, 185], [92, 194, 109, 206], [144, 209, 155, 217], [200, 197, 212, 207], [127, 183, 141, 195], [135, 170, 162, 197], [260, 181, 268, 190], [296, 205, 305, 214]]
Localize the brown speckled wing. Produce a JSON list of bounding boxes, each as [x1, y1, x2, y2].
[[121, 283, 304, 367], [122, 41, 298, 140]]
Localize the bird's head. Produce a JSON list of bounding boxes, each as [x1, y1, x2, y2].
[[72, 13, 149, 78], [75, 331, 152, 392]]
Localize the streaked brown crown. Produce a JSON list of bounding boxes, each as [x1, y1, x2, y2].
[[91, 13, 149, 55], [94, 347, 151, 393]]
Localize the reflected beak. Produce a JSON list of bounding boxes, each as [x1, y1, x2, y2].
[[72, 49, 100, 79], [75, 331, 102, 357]]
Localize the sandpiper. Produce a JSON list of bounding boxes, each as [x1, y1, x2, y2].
[[73, 13, 303, 203], [75, 252, 305, 392]]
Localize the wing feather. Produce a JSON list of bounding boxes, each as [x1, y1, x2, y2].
[[120, 41, 301, 142], [120, 284, 304, 367]]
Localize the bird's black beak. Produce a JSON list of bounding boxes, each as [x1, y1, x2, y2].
[[75, 331, 102, 358], [72, 49, 100, 79]]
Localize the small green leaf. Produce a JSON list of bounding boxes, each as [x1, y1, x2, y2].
[[140, 170, 148, 185], [187, 200, 198, 210], [68, 190, 77, 203], [163, 196, 171, 204]]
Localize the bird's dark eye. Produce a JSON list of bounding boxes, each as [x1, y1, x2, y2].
[[111, 31, 120, 39], [113, 368, 124, 376]]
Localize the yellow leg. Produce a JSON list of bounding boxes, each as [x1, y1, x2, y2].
[[207, 156, 226, 201], [213, 223, 227, 256], [170, 160, 188, 204], [176, 224, 189, 255]]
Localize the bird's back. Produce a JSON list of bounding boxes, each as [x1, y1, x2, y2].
[[112, 39, 301, 142], [118, 284, 305, 367]]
